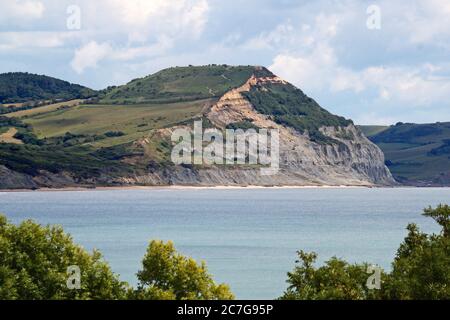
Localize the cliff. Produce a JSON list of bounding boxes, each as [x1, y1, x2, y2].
[[0, 66, 395, 189]]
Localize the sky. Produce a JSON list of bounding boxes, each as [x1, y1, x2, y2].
[[1, 0, 450, 125]]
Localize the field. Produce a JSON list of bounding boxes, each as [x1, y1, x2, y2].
[[20, 99, 211, 148], [0, 127, 22, 144], [5, 99, 83, 118]]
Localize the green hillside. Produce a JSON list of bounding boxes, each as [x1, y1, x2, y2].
[[367, 122, 450, 186], [0, 72, 96, 104], [101, 65, 257, 104], [100, 64, 351, 143]]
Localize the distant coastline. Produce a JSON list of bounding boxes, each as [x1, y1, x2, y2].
[[0, 184, 403, 193]]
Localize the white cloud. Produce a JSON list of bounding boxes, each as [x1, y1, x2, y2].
[[71, 41, 112, 74], [0, 31, 75, 50], [272, 49, 450, 108], [70, 37, 174, 73], [68, 0, 209, 73], [263, 5, 450, 110], [398, 0, 450, 45], [0, 0, 45, 21], [111, 36, 174, 61], [361, 65, 450, 106], [89, 0, 210, 43]]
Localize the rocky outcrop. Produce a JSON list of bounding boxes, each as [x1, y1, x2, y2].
[[0, 70, 395, 189], [0, 165, 77, 189], [123, 74, 395, 187]]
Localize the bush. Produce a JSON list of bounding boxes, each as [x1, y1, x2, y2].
[[133, 240, 234, 300], [0, 216, 234, 300], [104, 131, 125, 138], [0, 215, 128, 299], [280, 204, 450, 300]]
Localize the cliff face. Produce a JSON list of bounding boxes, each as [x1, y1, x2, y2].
[[0, 66, 395, 189], [121, 72, 395, 187]]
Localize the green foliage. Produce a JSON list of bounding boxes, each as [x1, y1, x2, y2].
[[0, 143, 131, 178], [242, 83, 352, 144], [382, 205, 450, 299], [0, 116, 29, 129], [133, 240, 234, 300], [281, 251, 383, 300], [0, 218, 235, 300], [226, 120, 260, 131], [44, 132, 107, 147], [0, 215, 128, 299], [104, 131, 125, 138], [423, 204, 450, 236], [0, 72, 96, 103], [12, 129, 41, 145], [280, 205, 450, 300]]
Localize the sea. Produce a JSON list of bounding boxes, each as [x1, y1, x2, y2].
[[0, 187, 448, 299]]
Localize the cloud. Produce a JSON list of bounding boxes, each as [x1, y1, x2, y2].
[[70, 36, 174, 73], [361, 65, 450, 106], [71, 41, 111, 74], [67, 0, 209, 73], [0, 31, 76, 50], [87, 0, 210, 43], [111, 36, 174, 61], [0, 0, 45, 22], [396, 0, 450, 46], [272, 47, 450, 108], [260, 2, 450, 114]]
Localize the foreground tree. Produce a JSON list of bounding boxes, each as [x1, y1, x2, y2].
[[0, 215, 234, 300], [132, 240, 234, 300], [280, 204, 450, 300], [382, 204, 450, 299], [280, 251, 384, 300], [0, 215, 128, 299]]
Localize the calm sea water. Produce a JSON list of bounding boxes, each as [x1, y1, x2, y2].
[[0, 187, 448, 299]]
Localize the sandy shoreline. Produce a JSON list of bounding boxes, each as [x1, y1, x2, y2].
[[0, 185, 375, 193]]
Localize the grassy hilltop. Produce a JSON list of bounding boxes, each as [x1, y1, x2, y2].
[[100, 65, 257, 104], [0, 72, 95, 105], [360, 122, 450, 186]]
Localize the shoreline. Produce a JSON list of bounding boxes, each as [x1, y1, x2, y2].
[[0, 184, 378, 193]]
